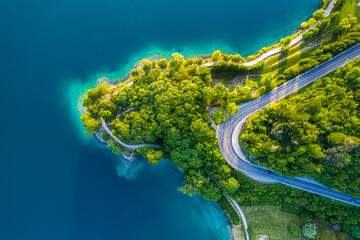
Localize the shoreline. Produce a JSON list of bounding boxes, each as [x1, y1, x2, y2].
[[72, 1, 333, 239], [72, 0, 329, 113], [81, 0, 336, 163], [75, 0, 334, 100]]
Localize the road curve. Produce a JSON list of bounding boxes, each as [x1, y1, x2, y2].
[[218, 43, 360, 207]]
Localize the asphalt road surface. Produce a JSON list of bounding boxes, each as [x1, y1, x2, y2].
[[218, 43, 360, 207]]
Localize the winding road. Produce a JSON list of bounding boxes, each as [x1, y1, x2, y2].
[[101, 0, 360, 207], [218, 42, 360, 207], [100, 117, 166, 151]]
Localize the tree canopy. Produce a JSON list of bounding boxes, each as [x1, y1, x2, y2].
[[80, 52, 241, 201], [241, 58, 360, 197]]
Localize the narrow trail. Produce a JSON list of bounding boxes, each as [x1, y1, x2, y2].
[[100, 117, 166, 151], [228, 197, 251, 240]]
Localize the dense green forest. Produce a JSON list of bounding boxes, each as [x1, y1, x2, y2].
[[81, 53, 242, 201], [80, 56, 360, 239], [241, 59, 360, 198], [79, 0, 360, 237]]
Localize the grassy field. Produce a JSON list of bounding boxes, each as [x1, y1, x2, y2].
[[211, 0, 360, 91], [261, 0, 360, 76], [242, 205, 350, 240], [261, 30, 335, 75], [211, 72, 261, 90], [339, 0, 360, 19], [243, 205, 303, 240]]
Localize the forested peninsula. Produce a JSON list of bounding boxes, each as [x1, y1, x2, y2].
[[81, 53, 242, 200], [80, 0, 360, 238]]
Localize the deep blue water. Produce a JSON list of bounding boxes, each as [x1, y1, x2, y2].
[[0, 0, 319, 239]]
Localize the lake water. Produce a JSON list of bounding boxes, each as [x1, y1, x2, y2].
[[0, 0, 319, 239]]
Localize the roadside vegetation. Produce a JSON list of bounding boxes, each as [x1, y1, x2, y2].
[[79, 0, 360, 239], [241, 58, 360, 197], [210, 5, 360, 109], [262, 0, 360, 75], [217, 197, 240, 225]]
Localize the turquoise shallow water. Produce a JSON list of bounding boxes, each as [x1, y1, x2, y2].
[[0, 0, 319, 239]]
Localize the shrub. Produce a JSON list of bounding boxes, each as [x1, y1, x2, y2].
[[131, 68, 140, 76], [313, 9, 325, 20], [211, 50, 222, 61], [281, 45, 291, 53], [211, 107, 227, 125], [101, 134, 110, 141], [281, 36, 291, 45], [303, 31, 313, 41], [158, 59, 168, 68], [302, 223, 317, 239], [247, 55, 256, 61], [141, 59, 152, 73], [222, 54, 230, 61], [196, 58, 203, 65], [308, 18, 317, 26], [231, 54, 245, 63], [301, 22, 310, 29], [288, 224, 301, 236]]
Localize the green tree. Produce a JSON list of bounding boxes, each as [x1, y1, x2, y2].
[[302, 223, 317, 239], [260, 74, 275, 94], [281, 36, 291, 45], [301, 21, 310, 29], [200, 182, 222, 201], [108, 139, 123, 155], [82, 94, 90, 107], [146, 149, 163, 165], [178, 183, 200, 197], [112, 119, 130, 140], [313, 9, 325, 20], [281, 45, 291, 53], [327, 132, 347, 145], [141, 59, 152, 73], [102, 134, 110, 141], [303, 31, 314, 40], [225, 177, 240, 193], [80, 112, 101, 136], [307, 18, 317, 26], [99, 99, 116, 112], [231, 54, 245, 63], [288, 224, 301, 236], [98, 83, 110, 96], [99, 110, 112, 119], [211, 50, 223, 61], [170, 53, 184, 68], [211, 108, 227, 125], [131, 68, 140, 76], [344, 66, 360, 90], [158, 59, 168, 68], [349, 225, 360, 239], [225, 102, 239, 116]]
